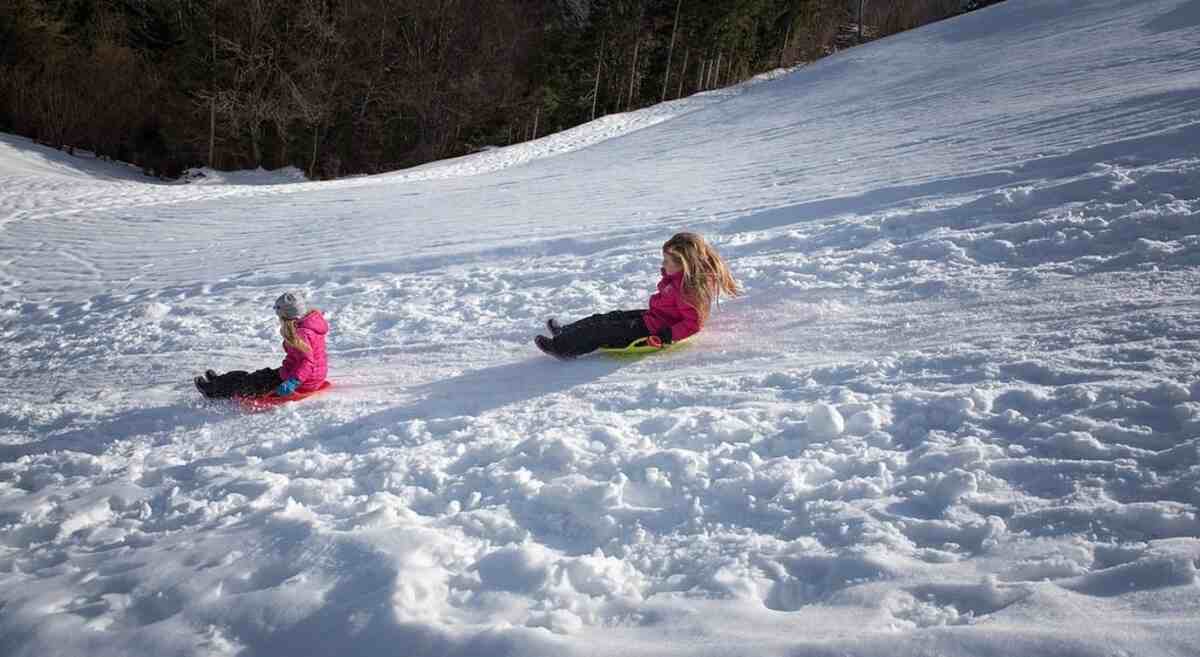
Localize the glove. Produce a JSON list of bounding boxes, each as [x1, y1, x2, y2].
[[276, 378, 300, 396], [647, 327, 673, 349]]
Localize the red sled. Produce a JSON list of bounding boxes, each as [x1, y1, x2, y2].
[[236, 380, 333, 412]]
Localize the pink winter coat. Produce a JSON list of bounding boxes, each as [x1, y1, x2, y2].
[[642, 269, 702, 342], [279, 310, 328, 392]]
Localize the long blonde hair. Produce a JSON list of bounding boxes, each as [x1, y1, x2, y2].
[[280, 315, 312, 353], [662, 232, 739, 322]]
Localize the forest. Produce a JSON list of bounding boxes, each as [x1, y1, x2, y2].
[[0, 0, 994, 178]]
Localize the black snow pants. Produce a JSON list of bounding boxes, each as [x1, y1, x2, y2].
[[202, 367, 281, 399], [548, 309, 651, 357]]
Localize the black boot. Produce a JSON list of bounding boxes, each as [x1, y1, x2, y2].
[[194, 376, 212, 397], [205, 369, 218, 381], [546, 318, 564, 336], [535, 335, 572, 360]]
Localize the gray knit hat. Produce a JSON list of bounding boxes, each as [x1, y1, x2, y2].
[[273, 291, 308, 320]]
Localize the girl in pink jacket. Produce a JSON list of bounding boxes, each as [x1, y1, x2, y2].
[[537, 232, 739, 359], [195, 291, 329, 398]]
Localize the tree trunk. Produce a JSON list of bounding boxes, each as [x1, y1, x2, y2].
[[677, 47, 689, 98], [627, 34, 640, 111], [591, 33, 605, 121], [309, 125, 318, 178], [713, 51, 722, 88], [780, 23, 791, 68], [660, 0, 681, 103], [532, 107, 539, 140], [209, 97, 216, 168], [859, 0, 865, 43], [208, 30, 216, 167], [249, 124, 262, 168], [698, 59, 706, 90]]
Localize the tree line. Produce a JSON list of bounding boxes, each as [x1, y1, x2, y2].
[[0, 0, 983, 179]]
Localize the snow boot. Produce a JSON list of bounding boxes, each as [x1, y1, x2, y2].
[[546, 318, 564, 336], [194, 376, 212, 397], [535, 335, 572, 360], [205, 369, 218, 381]]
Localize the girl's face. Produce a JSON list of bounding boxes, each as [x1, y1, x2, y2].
[[662, 250, 683, 275]]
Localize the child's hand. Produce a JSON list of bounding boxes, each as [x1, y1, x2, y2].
[[276, 378, 301, 396]]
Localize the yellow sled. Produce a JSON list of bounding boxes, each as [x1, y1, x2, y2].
[[598, 336, 691, 356]]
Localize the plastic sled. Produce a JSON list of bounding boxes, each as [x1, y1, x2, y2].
[[236, 380, 333, 412], [598, 336, 691, 356]]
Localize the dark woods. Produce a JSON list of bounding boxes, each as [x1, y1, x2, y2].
[[0, 0, 983, 179]]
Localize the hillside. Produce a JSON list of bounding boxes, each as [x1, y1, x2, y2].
[[2, 1, 1200, 656]]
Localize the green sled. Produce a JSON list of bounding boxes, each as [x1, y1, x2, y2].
[[598, 336, 691, 356]]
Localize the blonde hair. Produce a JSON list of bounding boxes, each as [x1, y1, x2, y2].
[[279, 315, 312, 353], [662, 232, 739, 323]]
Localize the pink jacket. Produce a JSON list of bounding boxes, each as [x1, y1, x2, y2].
[[642, 269, 702, 342], [279, 310, 328, 392]]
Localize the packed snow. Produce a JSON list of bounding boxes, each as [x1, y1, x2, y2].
[[3, 1, 1200, 655]]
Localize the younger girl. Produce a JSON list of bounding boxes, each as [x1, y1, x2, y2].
[[536, 232, 738, 359], [195, 291, 329, 399]]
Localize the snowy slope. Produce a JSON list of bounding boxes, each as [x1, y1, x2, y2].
[[3, 1, 1200, 656]]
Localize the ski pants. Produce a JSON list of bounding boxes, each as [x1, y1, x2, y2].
[[204, 367, 281, 399], [549, 309, 650, 357]]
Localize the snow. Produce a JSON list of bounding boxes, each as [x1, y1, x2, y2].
[[2, 0, 1200, 655], [179, 167, 308, 186]]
